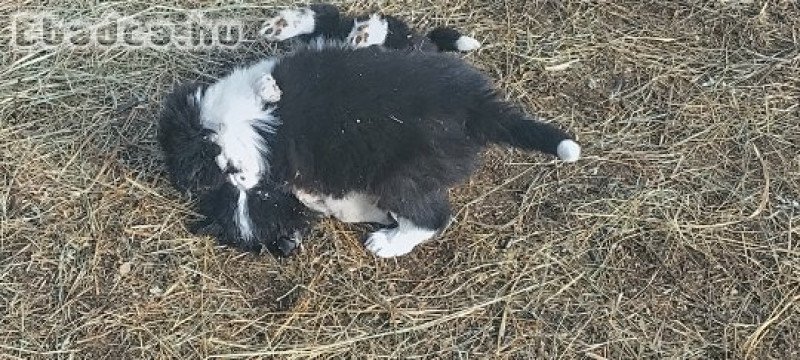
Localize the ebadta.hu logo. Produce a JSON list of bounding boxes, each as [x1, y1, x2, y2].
[[11, 10, 245, 50]]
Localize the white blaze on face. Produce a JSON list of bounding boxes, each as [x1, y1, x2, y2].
[[234, 189, 254, 241]]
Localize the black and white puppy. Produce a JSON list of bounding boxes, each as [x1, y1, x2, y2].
[[160, 5, 483, 257], [160, 43, 581, 258], [260, 3, 481, 53]]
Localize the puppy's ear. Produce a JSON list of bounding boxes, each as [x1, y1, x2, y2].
[[158, 81, 224, 195], [188, 217, 222, 237]]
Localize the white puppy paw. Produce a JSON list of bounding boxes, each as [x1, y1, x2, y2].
[[455, 36, 481, 52], [365, 228, 417, 258], [346, 14, 389, 48], [256, 74, 281, 103], [260, 9, 316, 41]]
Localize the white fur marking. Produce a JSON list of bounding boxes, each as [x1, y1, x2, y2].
[[347, 14, 389, 48], [365, 215, 436, 258], [260, 8, 317, 41], [200, 59, 280, 188], [455, 36, 481, 52], [234, 190, 254, 241], [294, 189, 392, 224], [215, 154, 228, 170], [256, 74, 281, 103], [557, 140, 581, 162]]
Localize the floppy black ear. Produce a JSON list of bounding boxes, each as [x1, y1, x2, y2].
[[157, 82, 225, 196]]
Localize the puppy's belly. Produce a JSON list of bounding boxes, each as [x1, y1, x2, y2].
[[293, 189, 392, 224]]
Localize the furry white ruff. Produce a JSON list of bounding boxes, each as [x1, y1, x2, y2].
[[200, 59, 279, 190]]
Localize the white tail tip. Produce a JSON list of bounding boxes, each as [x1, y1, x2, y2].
[[455, 36, 481, 52], [557, 140, 581, 162]]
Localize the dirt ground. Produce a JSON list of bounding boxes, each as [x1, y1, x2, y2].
[[1, 0, 798, 358]]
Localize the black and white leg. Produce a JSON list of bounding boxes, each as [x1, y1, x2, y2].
[[260, 8, 318, 41], [260, 4, 345, 42], [347, 14, 390, 48], [366, 189, 451, 258], [427, 27, 481, 52]]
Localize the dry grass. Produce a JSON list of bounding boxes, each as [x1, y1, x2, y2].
[[1, 0, 799, 358]]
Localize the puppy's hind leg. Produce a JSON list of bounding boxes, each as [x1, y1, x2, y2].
[[365, 189, 451, 258]]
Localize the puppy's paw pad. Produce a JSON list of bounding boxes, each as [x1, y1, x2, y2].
[[260, 9, 316, 41], [347, 14, 388, 48], [256, 74, 281, 103], [364, 229, 413, 258], [350, 29, 370, 47], [259, 16, 287, 40]]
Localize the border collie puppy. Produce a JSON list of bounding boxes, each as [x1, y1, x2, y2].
[[260, 3, 481, 53], [160, 4, 481, 257], [160, 43, 581, 258]]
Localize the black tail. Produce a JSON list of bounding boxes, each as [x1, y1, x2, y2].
[[467, 100, 581, 162], [427, 27, 481, 52]]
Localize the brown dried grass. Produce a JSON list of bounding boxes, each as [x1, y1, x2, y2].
[[1, 0, 798, 358]]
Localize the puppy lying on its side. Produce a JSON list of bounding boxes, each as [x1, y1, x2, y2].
[[159, 42, 581, 258], [160, 6, 484, 258]]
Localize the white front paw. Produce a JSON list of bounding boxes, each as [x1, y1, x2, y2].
[[256, 74, 281, 103], [347, 14, 389, 48], [364, 228, 415, 258], [260, 9, 316, 41]]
